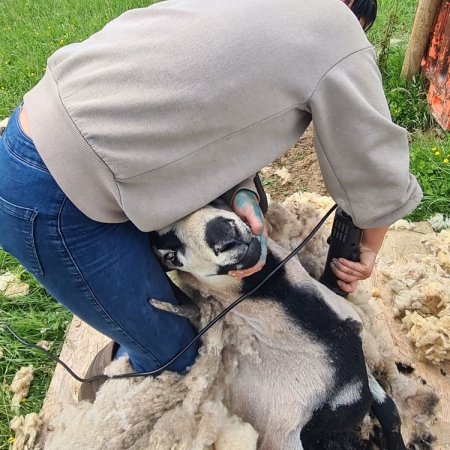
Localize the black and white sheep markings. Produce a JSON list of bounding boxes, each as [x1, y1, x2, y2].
[[151, 200, 407, 450]]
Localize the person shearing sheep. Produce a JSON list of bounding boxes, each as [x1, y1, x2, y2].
[[0, 0, 422, 401]]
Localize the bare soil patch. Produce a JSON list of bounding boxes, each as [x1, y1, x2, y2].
[[260, 124, 327, 203]]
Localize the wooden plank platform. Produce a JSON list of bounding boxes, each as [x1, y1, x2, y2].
[[367, 223, 450, 449], [37, 318, 109, 447], [38, 225, 450, 448]]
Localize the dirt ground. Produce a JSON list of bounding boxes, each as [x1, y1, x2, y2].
[[260, 124, 327, 203]]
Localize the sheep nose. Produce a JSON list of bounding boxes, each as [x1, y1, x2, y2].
[[206, 217, 250, 255], [216, 236, 241, 253], [215, 222, 241, 254]]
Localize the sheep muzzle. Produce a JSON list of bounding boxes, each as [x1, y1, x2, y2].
[[216, 236, 261, 274]]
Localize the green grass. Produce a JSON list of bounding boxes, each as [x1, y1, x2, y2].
[[1, 0, 153, 117], [0, 253, 71, 449], [381, 48, 433, 132], [407, 132, 450, 220], [367, 0, 449, 220], [0, 0, 153, 447], [368, 0, 434, 132], [0, 0, 449, 446]]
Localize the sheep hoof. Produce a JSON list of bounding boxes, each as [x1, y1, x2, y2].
[[149, 299, 200, 320]]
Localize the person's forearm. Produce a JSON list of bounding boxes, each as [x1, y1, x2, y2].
[[330, 225, 390, 294], [221, 176, 259, 209], [360, 225, 389, 253]]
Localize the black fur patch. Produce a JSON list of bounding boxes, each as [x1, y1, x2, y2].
[[370, 392, 406, 450], [208, 198, 231, 211], [205, 216, 243, 256], [418, 391, 439, 416], [216, 237, 261, 274], [150, 230, 186, 269], [395, 362, 414, 375], [205, 216, 261, 273], [241, 253, 365, 375], [369, 424, 387, 450], [241, 252, 371, 438], [150, 230, 185, 253], [304, 429, 379, 450], [407, 432, 435, 450]]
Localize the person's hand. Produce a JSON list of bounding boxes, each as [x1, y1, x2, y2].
[[329, 245, 378, 294], [228, 189, 268, 279]]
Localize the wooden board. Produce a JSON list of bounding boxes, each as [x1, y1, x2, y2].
[[37, 318, 109, 447], [366, 223, 450, 449], [38, 224, 450, 448]]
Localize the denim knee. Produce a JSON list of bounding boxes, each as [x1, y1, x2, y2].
[[0, 105, 199, 374]]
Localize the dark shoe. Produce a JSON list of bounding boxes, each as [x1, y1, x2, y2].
[[78, 341, 119, 403]]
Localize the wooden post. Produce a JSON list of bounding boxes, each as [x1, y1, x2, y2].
[[401, 0, 440, 79]]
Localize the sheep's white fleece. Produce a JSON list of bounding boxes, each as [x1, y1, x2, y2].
[[42, 298, 258, 450], [279, 193, 450, 366], [35, 193, 437, 449], [268, 194, 438, 444]]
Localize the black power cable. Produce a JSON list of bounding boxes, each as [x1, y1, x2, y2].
[[1, 204, 338, 383]]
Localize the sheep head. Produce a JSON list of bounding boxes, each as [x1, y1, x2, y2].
[[150, 199, 262, 280]]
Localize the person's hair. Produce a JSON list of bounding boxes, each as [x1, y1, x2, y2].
[[345, 0, 378, 32]]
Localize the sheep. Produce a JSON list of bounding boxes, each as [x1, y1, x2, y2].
[[38, 196, 437, 450], [258, 195, 440, 448], [41, 298, 260, 450], [259, 195, 439, 447], [150, 198, 407, 450]]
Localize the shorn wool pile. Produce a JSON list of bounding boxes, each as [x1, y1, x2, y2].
[[15, 193, 444, 449], [380, 229, 450, 365]]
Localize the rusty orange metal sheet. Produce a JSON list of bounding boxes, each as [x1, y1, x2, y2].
[[422, 0, 450, 130]]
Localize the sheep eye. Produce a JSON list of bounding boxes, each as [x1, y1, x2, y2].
[[164, 252, 176, 262]]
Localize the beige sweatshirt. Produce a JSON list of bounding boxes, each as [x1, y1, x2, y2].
[[24, 0, 422, 231]]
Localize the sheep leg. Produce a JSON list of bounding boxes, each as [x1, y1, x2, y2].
[[149, 299, 200, 320], [368, 373, 407, 450]]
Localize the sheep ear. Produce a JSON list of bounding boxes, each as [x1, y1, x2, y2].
[[148, 299, 200, 320]]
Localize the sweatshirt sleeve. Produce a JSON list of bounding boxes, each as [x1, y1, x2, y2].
[[307, 47, 423, 229], [221, 175, 260, 208]]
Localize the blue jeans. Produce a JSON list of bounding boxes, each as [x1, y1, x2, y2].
[[0, 105, 198, 373]]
